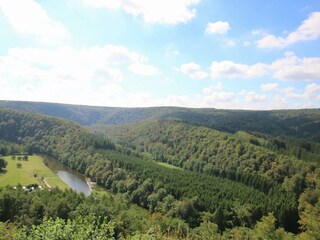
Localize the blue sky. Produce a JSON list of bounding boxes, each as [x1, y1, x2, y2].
[[0, 0, 320, 109]]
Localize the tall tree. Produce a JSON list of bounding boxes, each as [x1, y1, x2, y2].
[[0, 158, 7, 172]]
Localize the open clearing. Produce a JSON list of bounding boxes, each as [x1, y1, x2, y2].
[[155, 161, 182, 170], [0, 154, 69, 189]]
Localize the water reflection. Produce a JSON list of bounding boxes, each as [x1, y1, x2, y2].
[[57, 171, 91, 196], [44, 156, 91, 196]]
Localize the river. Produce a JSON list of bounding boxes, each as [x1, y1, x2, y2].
[[44, 157, 91, 196]]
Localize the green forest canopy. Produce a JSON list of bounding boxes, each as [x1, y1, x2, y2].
[[1, 100, 320, 142], [0, 107, 319, 239]]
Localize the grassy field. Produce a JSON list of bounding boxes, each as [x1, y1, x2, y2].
[[0, 154, 69, 189], [155, 161, 182, 170]]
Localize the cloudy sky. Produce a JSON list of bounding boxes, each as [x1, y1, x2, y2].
[[0, 0, 320, 109]]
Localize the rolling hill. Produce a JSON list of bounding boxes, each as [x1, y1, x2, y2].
[[0, 106, 320, 238], [1, 100, 320, 142]]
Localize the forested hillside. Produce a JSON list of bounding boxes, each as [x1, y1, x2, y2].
[[1, 100, 320, 142], [93, 119, 320, 236], [95, 120, 313, 184], [0, 108, 320, 239], [0, 108, 114, 173]]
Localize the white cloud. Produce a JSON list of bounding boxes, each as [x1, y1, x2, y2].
[[125, 92, 160, 107], [256, 35, 287, 49], [281, 87, 304, 99], [204, 91, 235, 102], [0, 0, 70, 44], [0, 45, 150, 85], [128, 63, 159, 76], [209, 52, 320, 81], [305, 83, 320, 95], [179, 62, 208, 80], [202, 82, 236, 105], [251, 29, 266, 36], [287, 12, 320, 42], [133, 84, 305, 110], [161, 85, 317, 110], [256, 12, 320, 49], [110, 85, 317, 109], [163, 85, 269, 109], [202, 82, 223, 94], [164, 84, 237, 108], [268, 96, 289, 109], [164, 94, 194, 107], [210, 61, 267, 79], [260, 83, 278, 91], [272, 52, 320, 81], [281, 84, 320, 99], [0, 44, 159, 106], [241, 91, 266, 102], [84, 0, 200, 25], [205, 21, 230, 34], [4, 45, 145, 67]]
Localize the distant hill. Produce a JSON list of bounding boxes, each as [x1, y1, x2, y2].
[[0, 100, 179, 125], [1, 100, 320, 141]]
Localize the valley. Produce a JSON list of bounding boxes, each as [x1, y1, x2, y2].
[[1, 0, 319, 238], [0, 102, 319, 239]]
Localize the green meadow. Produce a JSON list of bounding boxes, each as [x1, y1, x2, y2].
[[0, 154, 69, 189]]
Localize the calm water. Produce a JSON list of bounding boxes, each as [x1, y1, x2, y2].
[[57, 171, 91, 196], [44, 156, 91, 196]]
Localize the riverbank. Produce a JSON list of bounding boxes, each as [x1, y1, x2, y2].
[[86, 177, 96, 192], [43, 156, 91, 196]]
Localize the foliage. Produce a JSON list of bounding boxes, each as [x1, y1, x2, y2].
[[0, 187, 188, 239], [0, 140, 27, 156], [101, 119, 311, 188], [248, 133, 320, 163], [15, 217, 115, 240], [2, 100, 320, 141], [0, 158, 7, 171], [95, 150, 298, 232], [1, 107, 320, 237], [0, 108, 115, 175]]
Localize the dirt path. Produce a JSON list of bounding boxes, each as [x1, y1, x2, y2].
[[43, 178, 52, 189]]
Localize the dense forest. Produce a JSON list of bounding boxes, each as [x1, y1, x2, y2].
[[97, 120, 311, 181], [0, 106, 320, 239], [1, 100, 320, 142]]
